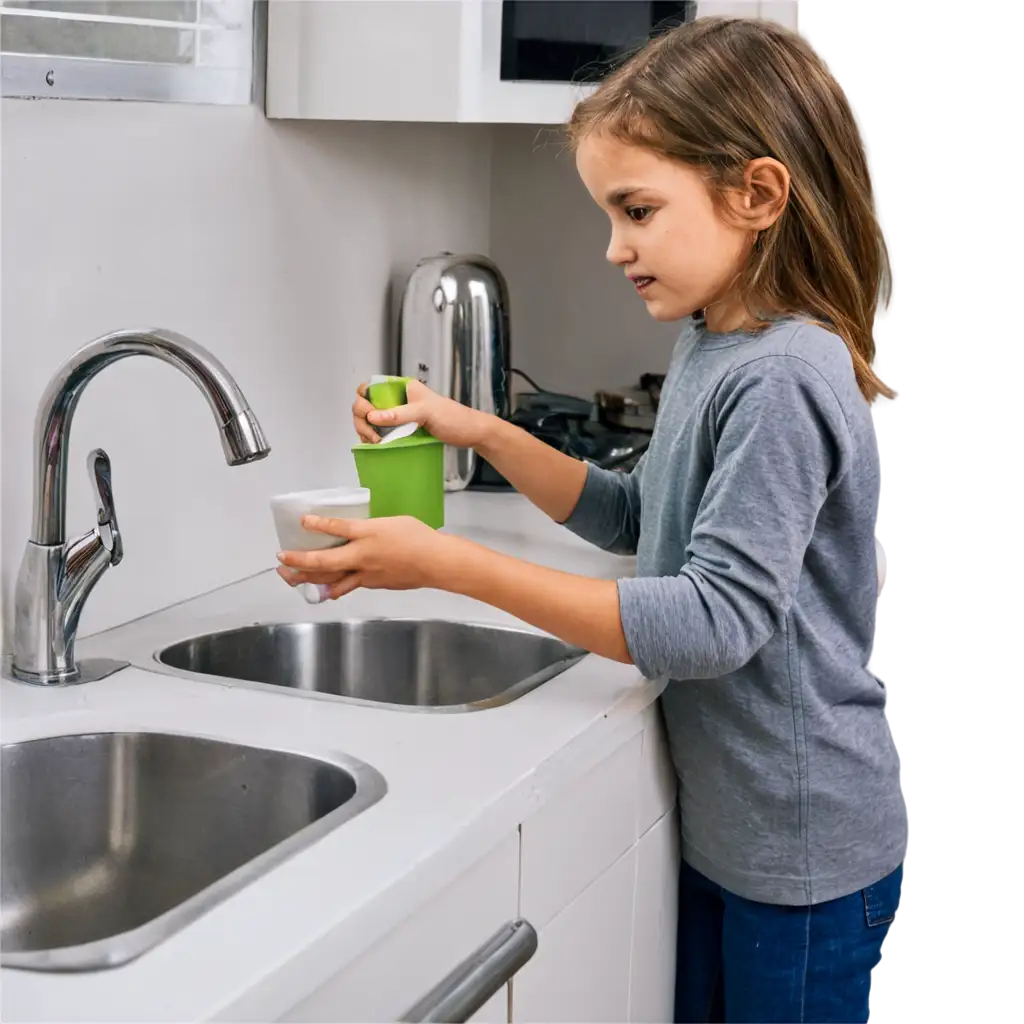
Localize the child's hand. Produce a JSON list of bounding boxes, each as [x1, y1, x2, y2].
[[276, 514, 453, 599], [351, 379, 491, 448]]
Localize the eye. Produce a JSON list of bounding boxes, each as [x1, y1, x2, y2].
[[626, 205, 655, 223]]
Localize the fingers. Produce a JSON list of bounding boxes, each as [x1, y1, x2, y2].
[[278, 541, 356, 573], [366, 402, 419, 428], [277, 566, 350, 587], [276, 563, 363, 600], [326, 574, 363, 600], [353, 389, 380, 444], [302, 515, 368, 540]]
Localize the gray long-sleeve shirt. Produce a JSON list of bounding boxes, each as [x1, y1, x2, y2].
[[566, 316, 907, 905]]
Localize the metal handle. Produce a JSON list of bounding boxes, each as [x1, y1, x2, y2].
[[400, 918, 537, 1023], [87, 448, 122, 566]]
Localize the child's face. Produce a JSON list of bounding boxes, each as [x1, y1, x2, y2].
[[576, 132, 752, 324]]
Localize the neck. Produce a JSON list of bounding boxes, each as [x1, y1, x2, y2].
[[702, 294, 757, 333]]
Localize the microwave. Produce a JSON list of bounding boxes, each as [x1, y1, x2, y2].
[[500, 1, 698, 84]]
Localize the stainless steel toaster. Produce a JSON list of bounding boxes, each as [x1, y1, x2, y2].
[[397, 252, 511, 492]]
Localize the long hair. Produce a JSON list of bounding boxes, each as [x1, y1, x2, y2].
[[567, 17, 894, 402]]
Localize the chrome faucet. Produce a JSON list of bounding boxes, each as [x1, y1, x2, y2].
[[6, 328, 271, 686]]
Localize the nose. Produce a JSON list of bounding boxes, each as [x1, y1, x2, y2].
[[605, 226, 634, 267]]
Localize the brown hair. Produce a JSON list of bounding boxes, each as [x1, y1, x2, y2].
[[567, 17, 894, 402]]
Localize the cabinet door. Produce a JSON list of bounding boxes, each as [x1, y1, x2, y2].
[[266, 0, 462, 121], [696, 1, 762, 17], [629, 811, 680, 1023], [520, 727, 642, 931], [636, 703, 677, 839], [281, 832, 519, 1023], [512, 847, 637, 1023]]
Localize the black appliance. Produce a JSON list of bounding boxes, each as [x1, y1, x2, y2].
[[471, 374, 659, 491], [500, 1, 697, 84]]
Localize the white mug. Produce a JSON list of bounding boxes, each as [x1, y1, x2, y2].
[[270, 486, 371, 604]]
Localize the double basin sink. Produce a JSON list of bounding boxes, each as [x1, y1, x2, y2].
[[2, 619, 585, 972]]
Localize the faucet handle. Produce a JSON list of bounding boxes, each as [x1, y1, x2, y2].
[[87, 448, 123, 566]]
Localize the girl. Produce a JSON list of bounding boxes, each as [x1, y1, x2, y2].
[[278, 17, 906, 1024]]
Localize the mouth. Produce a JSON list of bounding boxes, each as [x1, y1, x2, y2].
[[629, 275, 656, 295]]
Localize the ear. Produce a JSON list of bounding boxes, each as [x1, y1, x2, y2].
[[724, 157, 790, 232]]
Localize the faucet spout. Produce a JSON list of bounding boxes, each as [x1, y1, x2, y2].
[[32, 328, 270, 546], [9, 328, 271, 685]]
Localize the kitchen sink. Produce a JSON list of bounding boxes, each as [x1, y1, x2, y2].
[[155, 620, 586, 711], [0, 732, 386, 972]]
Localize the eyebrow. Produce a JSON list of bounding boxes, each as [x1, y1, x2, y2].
[[607, 188, 640, 206]]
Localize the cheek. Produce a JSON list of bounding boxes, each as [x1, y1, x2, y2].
[[669, 214, 747, 287]]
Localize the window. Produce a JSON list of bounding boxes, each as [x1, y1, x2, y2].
[[0, 0, 260, 104]]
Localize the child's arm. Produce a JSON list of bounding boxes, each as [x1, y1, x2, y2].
[[473, 414, 588, 522], [435, 536, 632, 663], [358, 380, 644, 548], [302, 360, 847, 675], [277, 515, 632, 663], [288, 350, 841, 669], [476, 416, 646, 557]]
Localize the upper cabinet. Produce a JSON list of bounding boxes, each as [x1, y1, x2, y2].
[[265, 0, 798, 123]]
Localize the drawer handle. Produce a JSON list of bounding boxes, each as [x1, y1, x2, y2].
[[400, 918, 538, 1023]]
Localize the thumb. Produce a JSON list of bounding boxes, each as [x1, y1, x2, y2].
[[301, 515, 367, 540], [367, 401, 421, 427], [405, 379, 433, 401]]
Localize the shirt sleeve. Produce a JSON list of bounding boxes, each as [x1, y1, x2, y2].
[[561, 455, 646, 556], [617, 356, 852, 680]]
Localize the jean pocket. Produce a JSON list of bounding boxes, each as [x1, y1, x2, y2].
[[862, 864, 903, 928]]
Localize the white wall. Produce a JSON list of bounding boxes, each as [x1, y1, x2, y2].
[[0, 100, 492, 643], [798, 0, 1024, 23], [490, 124, 679, 398]]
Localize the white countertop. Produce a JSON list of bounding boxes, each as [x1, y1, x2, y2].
[[1, 493, 663, 1023], [2, 491, 1024, 1019]]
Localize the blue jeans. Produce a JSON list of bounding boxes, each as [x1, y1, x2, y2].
[[674, 860, 903, 1023]]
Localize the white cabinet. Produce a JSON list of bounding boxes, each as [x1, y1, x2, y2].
[[513, 808, 679, 1024], [277, 706, 679, 1022], [280, 832, 519, 1023], [266, 1, 798, 124], [636, 703, 678, 837], [630, 810, 681, 1024], [511, 710, 679, 1023], [513, 847, 638, 1023], [520, 728, 643, 930]]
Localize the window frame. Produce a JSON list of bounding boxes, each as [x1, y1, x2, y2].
[[0, 0, 264, 106]]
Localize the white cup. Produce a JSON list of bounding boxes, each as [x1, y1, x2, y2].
[[270, 486, 371, 552]]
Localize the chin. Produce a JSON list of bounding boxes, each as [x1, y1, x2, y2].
[[645, 298, 697, 323]]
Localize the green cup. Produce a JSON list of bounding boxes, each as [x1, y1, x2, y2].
[[352, 433, 445, 528], [366, 375, 413, 412], [354, 375, 445, 528]]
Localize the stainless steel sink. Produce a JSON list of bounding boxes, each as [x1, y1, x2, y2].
[[156, 620, 585, 711], [0, 732, 386, 972]]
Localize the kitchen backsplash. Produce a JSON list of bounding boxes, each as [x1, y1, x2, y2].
[[490, 124, 679, 401], [0, 101, 492, 644]]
